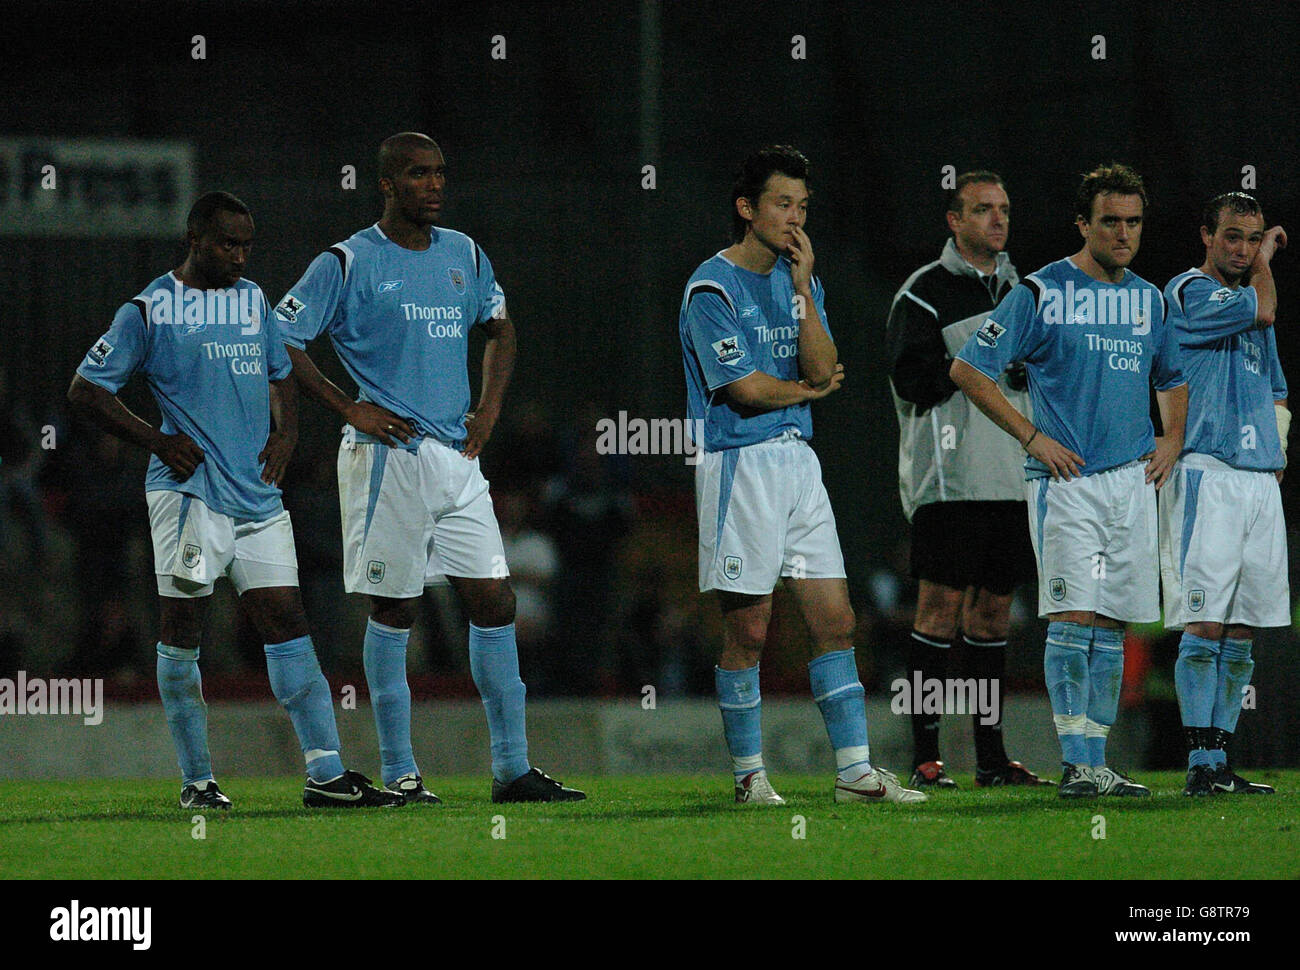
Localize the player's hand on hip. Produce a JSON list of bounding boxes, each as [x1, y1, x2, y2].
[[788, 226, 815, 291], [152, 432, 205, 481], [1026, 430, 1083, 481], [461, 409, 496, 460], [258, 430, 296, 486], [346, 402, 415, 447], [1142, 436, 1181, 489], [800, 362, 844, 399]]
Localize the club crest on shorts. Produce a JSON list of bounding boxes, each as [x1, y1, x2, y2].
[[367, 560, 386, 584], [448, 267, 466, 295], [975, 319, 1006, 348], [723, 556, 743, 580], [182, 544, 202, 569], [1049, 577, 1067, 601], [1187, 588, 1205, 612]]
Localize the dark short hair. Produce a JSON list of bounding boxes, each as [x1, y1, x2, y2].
[[946, 170, 1005, 216], [730, 145, 810, 243], [1202, 191, 1264, 235], [187, 191, 251, 237], [1075, 163, 1148, 222], [378, 131, 440, 181]]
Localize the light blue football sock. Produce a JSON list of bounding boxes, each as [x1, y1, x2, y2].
[[156, 643, 214, 788], [1214, 638, 1254, 736], [1044, 622, 1091, 765], [1086, 626, 1125, 767], [468, 623, 530, 784], [363, 618, 417, 785], [1175, 632, 1218, 768], [716, 664, 763, 779], [264, 635, 345, 783], [808, 649, 871, 777]]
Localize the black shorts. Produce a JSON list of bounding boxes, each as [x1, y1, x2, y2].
[[909, 500, 1036, 595]]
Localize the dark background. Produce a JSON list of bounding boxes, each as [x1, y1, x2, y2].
[[2, 1, 1297, 763]]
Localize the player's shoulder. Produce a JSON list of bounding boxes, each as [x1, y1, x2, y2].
[[1164, 267, 1224, 313], [432, 225, 487, 274], [684, 252, 741, 310]]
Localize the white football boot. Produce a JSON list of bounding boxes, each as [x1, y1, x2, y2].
[[834, 766, 929, 804], [1092, 765, 1151, 797], [734, 769, 786, 805]]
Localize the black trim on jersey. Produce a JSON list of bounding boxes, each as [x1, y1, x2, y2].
[[687, 282, 734, 315], [1172, 275, 1198, 315], [131, 297, 150, 330], [474, 243, 483, 278], [327, 246, 348, 282], [1022, 275, 1046, 313]]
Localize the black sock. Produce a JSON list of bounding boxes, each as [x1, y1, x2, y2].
[[965, 634, 1010, 771], [908, 630, 950, 766], [1211, 726, 1232, 765]]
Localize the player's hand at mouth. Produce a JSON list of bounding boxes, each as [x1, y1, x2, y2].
[[152, 431, 205, 481], [258, 429, 297, 485], [787, 226, 815, 291], [1025, 430, 1084, 482], [346, 401, 415, 447], [461, 408, 497, 460], [1142, 435, 1182, 489]]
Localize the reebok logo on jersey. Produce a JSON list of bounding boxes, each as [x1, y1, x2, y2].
[[975, 319, 1006, 348], [1208, 287, 1239, 305], [378, 280, 404, 292], [739, 304, 760, 318], [712, 337, 745, 365], [87, 337, 114, 366], [275, 294, 305, 323]]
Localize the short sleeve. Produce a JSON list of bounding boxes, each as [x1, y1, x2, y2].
[[75, 301, 149, 393], [474, 244, 508, 325], [955, 281, 1041, 380], [275, 250, 344, 349], [684, 283, 755, 391], [1170, 276, 1259, 346], [260, 294, 293, 381], [1152, 294, 1186, 392]]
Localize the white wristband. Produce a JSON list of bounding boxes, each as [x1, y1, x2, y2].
[[1277, 404, 1290, 467]]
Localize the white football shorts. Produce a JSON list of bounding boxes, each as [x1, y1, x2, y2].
[[1026, 460, 1159, 622], [1158, 454, 1289, 629], [338, 433, 508, 599], [147, 490, 299, 598], [696, 431, 846, 594]]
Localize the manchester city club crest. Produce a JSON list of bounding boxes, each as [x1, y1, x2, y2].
[[448, 267, 466, 295], [723, 556, 742, 580], [1188, 589, 1205, 612], [367, 560, 386, 584], [182, 544, 202, 569], [1049, 577, 1066, 601]]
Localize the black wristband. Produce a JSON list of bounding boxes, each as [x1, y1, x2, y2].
[[1023, 428, 1039, 450]]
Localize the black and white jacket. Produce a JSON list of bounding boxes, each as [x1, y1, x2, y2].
[[886, 237, 1031, 521]]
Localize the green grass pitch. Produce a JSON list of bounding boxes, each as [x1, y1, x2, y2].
[[2, 772, 1296, 880]]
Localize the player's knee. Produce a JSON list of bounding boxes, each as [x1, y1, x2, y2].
[[474, 583, 516, 628], [914, 594, 961, 639], [370, 597, 417, 629], [727, 615, 769, 655], [963, 598, 1010, 640], [815, 607, 855, 649], [1185, 621, 1224, 642]]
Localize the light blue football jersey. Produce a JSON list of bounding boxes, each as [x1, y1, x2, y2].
[[1165, 268, 1287, 470], [957, 257, 1185, 479], [76, 272, 292, 519], [274, 224, 506, 449], [679, 252, 829, 451]]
